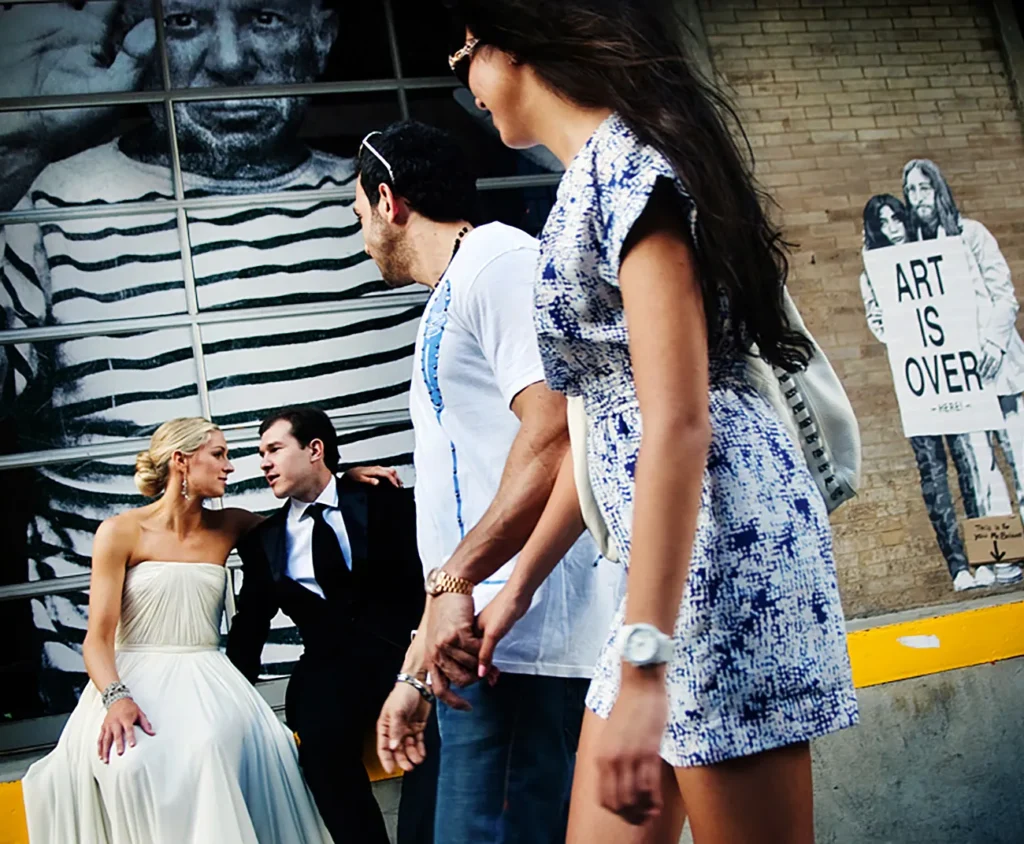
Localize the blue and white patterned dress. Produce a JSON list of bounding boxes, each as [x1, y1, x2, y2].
[[535, 113, 859, 767]]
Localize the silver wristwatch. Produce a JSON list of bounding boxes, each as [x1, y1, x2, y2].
[[617, 623, 673, 668]]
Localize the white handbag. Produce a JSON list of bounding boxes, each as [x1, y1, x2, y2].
[[567, 290, 861, 561]]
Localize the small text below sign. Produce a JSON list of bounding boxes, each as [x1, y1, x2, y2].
[[962, 516, 1024, 565]]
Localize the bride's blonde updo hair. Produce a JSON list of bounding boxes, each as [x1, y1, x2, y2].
[[134, 417, 221, 498]]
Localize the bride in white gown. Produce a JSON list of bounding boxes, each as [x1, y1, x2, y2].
[[22, 417, 333, 844]]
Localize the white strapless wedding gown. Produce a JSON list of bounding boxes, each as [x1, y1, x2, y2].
[[22, 562, 333, 844]]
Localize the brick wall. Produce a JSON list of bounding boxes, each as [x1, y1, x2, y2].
[[699, 0, 1024, 617]]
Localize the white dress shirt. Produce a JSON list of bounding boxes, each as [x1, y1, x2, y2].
[[285, 476, 353, 599]]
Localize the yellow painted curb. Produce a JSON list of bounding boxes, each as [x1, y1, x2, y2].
[[0, 781, 28, 844], [848, 599, 1024, 688]]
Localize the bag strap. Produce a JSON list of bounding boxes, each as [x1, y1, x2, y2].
[[774, 366, 857, 512]]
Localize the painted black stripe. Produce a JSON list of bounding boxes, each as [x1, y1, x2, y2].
[[7, 345, 34, 382], [203, 281, 390, 311], [4, 242, 44, 292], [195, 254, 370, 287], [206, 344, 414, 392], [214, 380, 411, 427], [28, 542, 92, 569], [56, 382, 200, 420], [182, 172, 357, 200], [1, 269, 42, 327], [41, 218, 179, 242], [190, 225, 363, 256], [203, 305, 422, 353], [48, 460, 136, 480], [337, 421, 414, 446], [338, 451, 414, 471], [192, 200, 351, 228], [51, 280, 185, 307], [53, 346, 195, 386], [49, 250, 181, 274], [31, 189, 174, 207]]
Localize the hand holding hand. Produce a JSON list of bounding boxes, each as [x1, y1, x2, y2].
[[424, 593, 480, 710], [344, 465, 402, 488], [97, 697, 155, 764], [596, 671, 669, 826], [476, 583, 532, 680], [376, 681, 431, 774]]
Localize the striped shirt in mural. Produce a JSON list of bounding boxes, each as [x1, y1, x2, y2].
[[0, 139, 419, 701]]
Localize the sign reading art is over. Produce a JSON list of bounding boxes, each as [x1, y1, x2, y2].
[[863, 238, 1004, 437]]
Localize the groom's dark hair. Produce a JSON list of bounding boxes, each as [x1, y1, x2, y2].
[[259, 405, 340, 474]]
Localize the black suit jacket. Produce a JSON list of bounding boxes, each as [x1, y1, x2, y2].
[[226, 478, 425, 685]]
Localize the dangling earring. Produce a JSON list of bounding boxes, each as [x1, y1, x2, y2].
[[181, 476, 190, 501]]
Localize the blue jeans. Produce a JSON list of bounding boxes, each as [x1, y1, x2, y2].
[[434, 673, 589, 844]]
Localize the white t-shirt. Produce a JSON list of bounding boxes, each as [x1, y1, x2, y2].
[[410, 222, 624, 678]]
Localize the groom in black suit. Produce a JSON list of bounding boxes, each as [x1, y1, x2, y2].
[[226, 405, 433, 844]]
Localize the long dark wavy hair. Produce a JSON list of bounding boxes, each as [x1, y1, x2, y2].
[[444, 0, 811, 371], [862, 194, 911, 251]]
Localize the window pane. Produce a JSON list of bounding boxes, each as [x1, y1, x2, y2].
[[0, 450, 151, 717], [201, 306, 422, 427], [1, 211, 187, 332], [407, 89, 564, 180], [0, 2, 154, 102], [174, 92, 400, 198], [0, 596, 48, 721], [161, 0, 393, 89], [478, 185, 561, 238], [0, 327, 201, 453], [180, 93, 403, 313], [1, 105, 174, 215], [393, 2, 463, 78]]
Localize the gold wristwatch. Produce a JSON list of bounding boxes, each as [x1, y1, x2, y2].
[[424, 567, 474, 597]]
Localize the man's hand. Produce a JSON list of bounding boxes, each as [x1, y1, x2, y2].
[[344, 465, 402, 487], [376, 682, 431, 774], [423, 593, 480, 710]]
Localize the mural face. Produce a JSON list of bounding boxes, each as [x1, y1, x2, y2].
[[0, 0, 560, 720], [859, 161, 1024, 594]]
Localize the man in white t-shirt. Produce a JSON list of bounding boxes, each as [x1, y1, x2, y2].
[[353, 122, 622, 843]]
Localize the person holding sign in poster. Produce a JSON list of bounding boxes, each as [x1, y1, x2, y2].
[[860, 167, 1024, 590], [903, 160, 1024, 586], [860, 195, 993, 591]]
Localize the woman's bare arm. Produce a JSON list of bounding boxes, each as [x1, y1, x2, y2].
[[82, 517, 134, 694], [83, 516, 157, 762]]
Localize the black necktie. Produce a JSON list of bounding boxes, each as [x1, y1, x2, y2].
[[307, 503, 349, 601]]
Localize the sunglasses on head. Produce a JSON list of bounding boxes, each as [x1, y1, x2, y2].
[[448, 36, 480, 89], [358, 131, 395, 183]]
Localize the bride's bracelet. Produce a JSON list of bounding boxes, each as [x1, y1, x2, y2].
[[396, 673, 435, 704], [101, 681, 133, 710]]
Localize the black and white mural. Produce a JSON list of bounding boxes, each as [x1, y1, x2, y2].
[[860, 159, 1024, 593], [0, 0, 560, 719]]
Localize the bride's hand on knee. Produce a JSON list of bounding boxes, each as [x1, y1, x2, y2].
[[597, 669, 669, 826], [98, 699, 155, 764]]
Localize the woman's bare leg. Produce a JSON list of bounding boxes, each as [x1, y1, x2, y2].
[[677, 741, 814, 844], [567, 710, 686, 844]]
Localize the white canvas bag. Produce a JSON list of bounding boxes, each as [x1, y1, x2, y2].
[[567, 289, 860, 562]]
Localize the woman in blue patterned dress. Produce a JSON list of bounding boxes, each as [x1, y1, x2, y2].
[[444, 1, 859, 842]]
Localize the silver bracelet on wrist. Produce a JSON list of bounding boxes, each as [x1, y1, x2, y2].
[[396, 673, 435, 704], [101, 681, 132, 710]]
